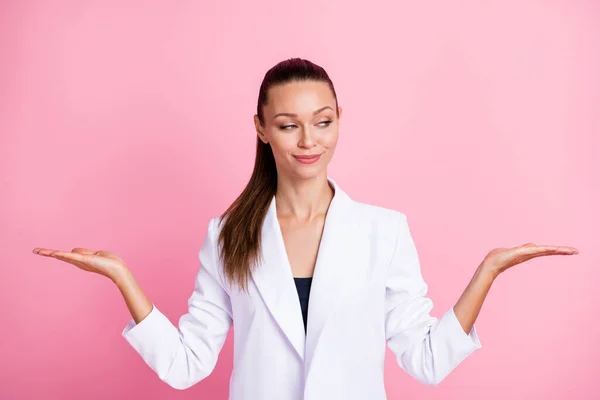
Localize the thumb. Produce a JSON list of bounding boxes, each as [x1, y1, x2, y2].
[[71, 248, 98, 255]]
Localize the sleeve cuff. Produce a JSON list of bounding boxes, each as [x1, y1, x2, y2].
[[122, 305, 178, 357], [122, 304, 158, 336], [438, 306, 482, 353]]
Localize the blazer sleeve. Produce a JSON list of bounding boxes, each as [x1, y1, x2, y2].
[[121, 217, 233, 390], [385, 213, 482, 386]]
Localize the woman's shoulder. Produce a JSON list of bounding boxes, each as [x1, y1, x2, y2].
[[351, 198, 408, 227]]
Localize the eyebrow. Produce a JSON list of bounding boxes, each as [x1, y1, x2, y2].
[[272, 106, 334, 120]]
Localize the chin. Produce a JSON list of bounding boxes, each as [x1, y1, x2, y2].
[[291, 166, 327, 180]]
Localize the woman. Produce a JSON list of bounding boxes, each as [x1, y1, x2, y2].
[[32, 58, 578, 399]]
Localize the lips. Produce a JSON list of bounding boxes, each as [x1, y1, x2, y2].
[[293, 153, 322, 164]]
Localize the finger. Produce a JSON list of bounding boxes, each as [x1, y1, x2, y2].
[[520, 250, 577, 262], [95, 250, 125, 263], [72, 248, 119, 260], [54, 254, 97, 273], [71, 248, 98, 255], [32, 249, 85, 268], [534, 244, 578, 251], [96, 250, 119, 258], [519, 251, 578, 265], [49, 251, 88, 263], [33, 248, 62, 257], [518, 245, 578, 255]]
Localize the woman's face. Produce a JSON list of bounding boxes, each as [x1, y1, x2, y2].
[[254, 80, 342, 180]]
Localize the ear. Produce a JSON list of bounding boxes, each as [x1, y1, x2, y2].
[[254, 114, 268, 144], [337, 106, 343, 125]]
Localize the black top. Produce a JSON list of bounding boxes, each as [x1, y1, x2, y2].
[[293, 277, 313, 333]]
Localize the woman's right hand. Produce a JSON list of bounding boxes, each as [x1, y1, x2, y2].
[[33, 246, 153, 323], [32, 247, 128, 283]]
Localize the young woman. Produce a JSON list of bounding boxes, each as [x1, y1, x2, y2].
[[33, 58, 579, 400]]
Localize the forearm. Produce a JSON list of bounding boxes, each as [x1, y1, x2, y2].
[[452, 264, 497, 335], [111, 266, 153, 324]]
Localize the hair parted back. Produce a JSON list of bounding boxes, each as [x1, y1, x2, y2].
[[216, 57, 339, 292]]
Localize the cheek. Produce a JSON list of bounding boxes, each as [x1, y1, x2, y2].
[[269, 134, 297, 156], [322, 130, 339, 149]]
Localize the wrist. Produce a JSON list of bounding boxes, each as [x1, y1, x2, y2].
[[110, 264, 132, 287], [476, 262, 500, 282]]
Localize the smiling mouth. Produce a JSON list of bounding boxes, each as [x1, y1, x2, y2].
[[294, 154, 321, 159], [293, 153, 322, 164]]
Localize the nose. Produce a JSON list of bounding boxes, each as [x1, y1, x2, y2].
[[298, 125, 317, 148]]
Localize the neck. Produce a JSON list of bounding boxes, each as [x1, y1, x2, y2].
[[275, 174, 334, 221]]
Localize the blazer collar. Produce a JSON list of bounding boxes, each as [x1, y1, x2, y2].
[[251, 176, 371, 366]]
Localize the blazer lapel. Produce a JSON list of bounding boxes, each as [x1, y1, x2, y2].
[[251, 192, 307, 361], [250, 176, 371, 365], [304, 177, 371, 374]]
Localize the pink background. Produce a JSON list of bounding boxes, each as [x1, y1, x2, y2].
[[1, 1, 598, 399]]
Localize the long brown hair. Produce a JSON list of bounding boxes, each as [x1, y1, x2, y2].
[[216, 58, 339, 292]]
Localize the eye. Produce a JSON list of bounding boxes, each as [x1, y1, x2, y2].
[[279, 124, 297, 131], [279, 120, 333, 131]]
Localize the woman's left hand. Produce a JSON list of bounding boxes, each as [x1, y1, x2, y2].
[[480, 243, 579, 278]]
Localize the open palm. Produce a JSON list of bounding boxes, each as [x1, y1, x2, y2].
[[482, 242, 579, 276], [32, 247, 126, 281]]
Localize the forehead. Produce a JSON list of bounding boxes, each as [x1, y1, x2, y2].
[[265, 81, 336, 115]]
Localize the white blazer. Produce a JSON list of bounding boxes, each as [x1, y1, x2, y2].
[[122, 177, 482, 399]]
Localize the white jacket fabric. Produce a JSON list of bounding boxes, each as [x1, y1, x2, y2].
[[122, 177, 482, 399]]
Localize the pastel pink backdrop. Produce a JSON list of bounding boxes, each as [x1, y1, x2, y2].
[[1, 1, 598, 399]]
